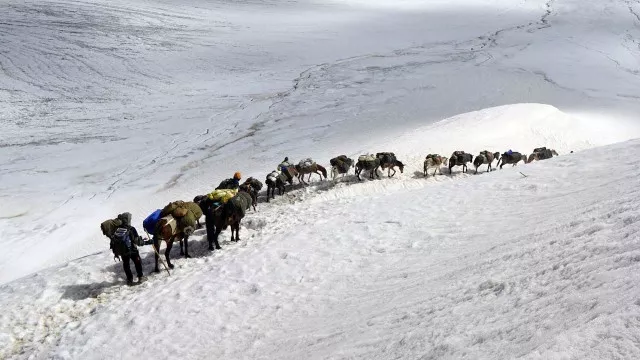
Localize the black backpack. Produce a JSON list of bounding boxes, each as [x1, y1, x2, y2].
[[111, 226, 134, 256], [216, 178, 239, 190]]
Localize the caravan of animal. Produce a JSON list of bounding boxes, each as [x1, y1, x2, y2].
[[103, 146, 560, 283]]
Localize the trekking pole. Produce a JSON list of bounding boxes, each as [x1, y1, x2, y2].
[[145, 230, 171, 276]]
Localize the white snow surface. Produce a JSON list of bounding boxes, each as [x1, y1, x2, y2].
[[3, 132, 640, 359], [2, 0, 640, 357], [2, 0, 640, 284]]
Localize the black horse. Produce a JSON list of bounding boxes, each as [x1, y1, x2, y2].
[[355, 157, 381, 181], [449, 151, 473, 173], [265, 171, 288, 201]]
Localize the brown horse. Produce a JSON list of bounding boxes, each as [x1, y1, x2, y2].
[[294, 162, 327, 185], [154, 215, 192, 272], [380, 159, 404, 177], [281, 166, 299, 185], [376, 152, 404, 177], [423, 155, 448, 177], [473, 151, 498, 174]]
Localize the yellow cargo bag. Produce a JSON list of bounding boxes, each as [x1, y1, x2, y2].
[[207, 189, 238, 204]]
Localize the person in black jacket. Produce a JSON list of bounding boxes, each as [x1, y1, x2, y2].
[[216, 172, 241, 190], [111, 212, 145, 285]]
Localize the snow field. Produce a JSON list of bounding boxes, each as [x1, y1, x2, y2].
[[3, 123, 640, 358]]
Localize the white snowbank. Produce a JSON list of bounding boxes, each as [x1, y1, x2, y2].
[[2, 134, 640, 359]]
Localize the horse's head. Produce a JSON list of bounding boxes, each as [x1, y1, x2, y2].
[[157, 216, 176, 240], [551, 149, 558, 156], [395, 160, 404, 173]]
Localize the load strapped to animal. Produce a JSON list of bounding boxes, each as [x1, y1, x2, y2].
[[376, 152, 396, 164], [143, 209, 163, 235], [297, 158, 315, 170], [207, 188, 238, 207], [533, 146, 554, 160], [267, 171, 280, 183], [160, 200, 203, 234], [226, 191, 253, 218], [330, 155, 352, 174], [243, 177, 263, 192], [425, 153, 440, 160], [452, 150, 467, 163], [358, 154, 377, 162]]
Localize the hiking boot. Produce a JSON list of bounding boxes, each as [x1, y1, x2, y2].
[[126, 279, 134, 286], [138, 276, 147, 283]]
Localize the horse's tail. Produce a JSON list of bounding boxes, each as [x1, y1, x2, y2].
[[318, 164, 327, 179]]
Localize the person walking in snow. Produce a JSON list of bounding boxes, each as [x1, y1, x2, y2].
[[278, 157, 292, 172], [216, 172, 242, 190], [106, 212, 145, 285]]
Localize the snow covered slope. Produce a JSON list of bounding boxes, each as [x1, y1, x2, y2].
[[2, 133, 640, 359], [2, 0, 640, 284]]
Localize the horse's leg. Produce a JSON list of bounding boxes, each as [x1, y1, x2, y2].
[[213, 229, 222, 250], [165, 239, 175, 269], [234, 221, 241, 241], [179, 238, 184, 256], [153, 238, 161, 273], [184, 235, 191, 258], [230, 221, 237, 242], [390, 167, 396, 177]]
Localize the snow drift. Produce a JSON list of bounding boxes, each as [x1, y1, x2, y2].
[[2, 106, 640, 358]]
